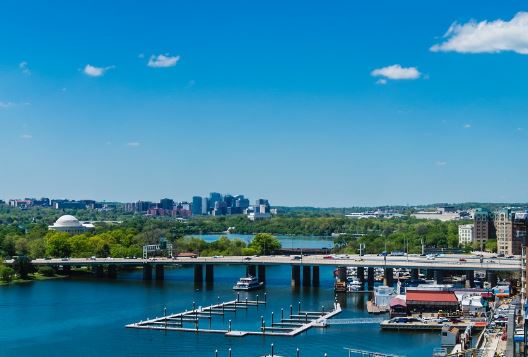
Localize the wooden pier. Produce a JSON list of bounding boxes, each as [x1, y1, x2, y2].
[[126, 297, 342, 337]]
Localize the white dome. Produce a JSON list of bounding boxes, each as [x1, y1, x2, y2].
[[54, 215, 82, 227]]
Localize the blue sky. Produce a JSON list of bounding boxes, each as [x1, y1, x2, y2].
[[1, 1, 527, 206]]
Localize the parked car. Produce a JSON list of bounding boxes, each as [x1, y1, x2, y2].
[[459, 258, 467, 262]]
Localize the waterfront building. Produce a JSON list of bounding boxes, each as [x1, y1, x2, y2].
[[458, 224, 474, 246], [405, 290, 459, 313], [48, 215, 93, 235]]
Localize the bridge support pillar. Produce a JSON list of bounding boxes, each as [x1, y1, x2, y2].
[[434, 270, 444, 284], [486, 270, 498, 287], [143, 264, 152, 280], [94, 265, 104, 278], [155, 265, 165, 281], [312, 266, 320, 287], [205, 264, 214, 283], [247, 265, 256, 277], [107, 265, 117, 279], [194, 264, 203, 283], [303, 265, 311, 287], [411, 269, 419, 280], [258, 265, 266, 283], [384, 268, 394, 286], [291, 265, 301, 287], [357, 267, 365, 283], [426, 269, 434, 280], [62, 265, 71, 275], [465, 270, 475, 288], [367, 267, 375, 290]]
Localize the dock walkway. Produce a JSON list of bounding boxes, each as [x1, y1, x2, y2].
[[126, 298, 342, 337]]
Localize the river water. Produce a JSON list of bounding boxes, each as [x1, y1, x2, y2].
[[186, 234, 335, 249], [0, 265, 439, 357]]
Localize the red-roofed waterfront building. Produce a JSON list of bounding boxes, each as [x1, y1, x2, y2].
[[406, 290, 459, 313]]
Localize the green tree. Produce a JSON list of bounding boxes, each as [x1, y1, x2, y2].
[[13, 256, 33, 279], [37, 266, 56, 277], [0, 265, 15, 282], [15, 238, 29, 255], [29, 239, 46, 258], [249, 233, 281, 255], [45, 231, 72, 257]]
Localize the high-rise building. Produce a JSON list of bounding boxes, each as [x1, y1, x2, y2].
[[513, 211, 527, 256], [159, 198, 175, 210], [473, 208, 492, 250], [192, 196, 203, 215], [458, 224, 474, 246], [201, 197, 209, 215], [209, 192, 222, 209], [495, 208, 513, 255]]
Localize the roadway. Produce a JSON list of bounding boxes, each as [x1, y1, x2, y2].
[[17, 253, 523, 272]]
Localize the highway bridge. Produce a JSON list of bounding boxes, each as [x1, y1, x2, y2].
[[5, 253, 521, 287]]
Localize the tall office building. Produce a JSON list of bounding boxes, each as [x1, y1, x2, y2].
[[201, 197, 209, 215], [192, 196, 203, 215], [495, 208, 513, 255], [159, 198, 175, 210], [209, 192, 222, 209], [473, 208, 492, 250]]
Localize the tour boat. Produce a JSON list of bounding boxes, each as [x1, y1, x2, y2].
[[233, 276, 263, 291]]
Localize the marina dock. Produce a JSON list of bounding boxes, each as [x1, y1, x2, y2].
[[126, 296, 342, 337]]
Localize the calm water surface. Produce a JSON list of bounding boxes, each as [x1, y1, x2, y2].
[[187, 234, 334, 249], [0, 265, 439, 357]]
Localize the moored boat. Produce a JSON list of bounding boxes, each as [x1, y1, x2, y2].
[[233, 276, 263, 291]]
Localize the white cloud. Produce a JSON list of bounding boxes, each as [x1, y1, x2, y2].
[[138, 53, 145, 59], [435, 161, 447, 166], [464, 124, 472, 129], [376, 79, 387, 85], [19, 61, 31, 75], [83, 64, 115, 77], [371, 64, 421, 81], [126, 142, 140, 147], [0, 101, 14, 108], [20, 134, 32, 139], [0, 101, 30, 108], [431, 12, 528, 54], [147, 54, 180, 68]]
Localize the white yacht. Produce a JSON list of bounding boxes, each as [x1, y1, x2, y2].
[[233, 276, 263, 291], [347, 279, 363, 292]]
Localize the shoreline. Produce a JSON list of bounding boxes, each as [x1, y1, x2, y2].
[[0, 273, 68, 287]]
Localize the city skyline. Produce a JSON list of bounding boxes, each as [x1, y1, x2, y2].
[[1, 1, 528, 206]]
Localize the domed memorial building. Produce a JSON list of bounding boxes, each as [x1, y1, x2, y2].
[[48, 215, 93, 235]]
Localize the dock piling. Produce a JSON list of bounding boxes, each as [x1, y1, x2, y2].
[[281, 308, 284, 320], [290, 305, 293, 317], [271, 312, 274, 325], [271, 343, 274, 357], [298, 301, 301, 314], [229, 319, 232, 332], [296, 348, 300, 357]]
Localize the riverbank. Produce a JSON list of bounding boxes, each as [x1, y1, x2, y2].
[[0, 272, 68, 286]]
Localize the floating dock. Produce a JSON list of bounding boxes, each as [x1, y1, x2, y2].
[[126, 298, 342, 337]]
